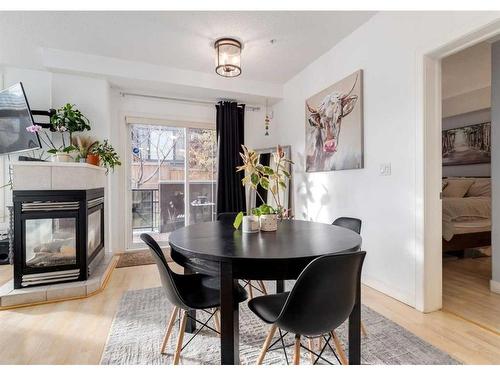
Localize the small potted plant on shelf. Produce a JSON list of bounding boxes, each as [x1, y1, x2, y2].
[[72, 135, 98, 163], [233, 145, 293, 232], [50, 103, 91, 143], [90, 139, 122, 173]]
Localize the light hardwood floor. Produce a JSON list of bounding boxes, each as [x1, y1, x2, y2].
[[443, 255, 500, 334], [1, 263, 500, 364]]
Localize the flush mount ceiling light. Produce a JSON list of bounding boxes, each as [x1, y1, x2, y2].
[[214, 38, 242, 78]]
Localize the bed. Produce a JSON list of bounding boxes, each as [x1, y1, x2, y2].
[[442, 177, 491, 252]]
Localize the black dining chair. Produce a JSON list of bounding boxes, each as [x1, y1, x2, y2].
[[332, 217, 362, 235], [217, 212, 268, 297], [331, 217, 367, 337], [249, 251, 366, 365], [141, 233, 248, 364]]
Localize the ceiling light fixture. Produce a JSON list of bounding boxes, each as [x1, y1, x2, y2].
[[214, 38, 242, 78]]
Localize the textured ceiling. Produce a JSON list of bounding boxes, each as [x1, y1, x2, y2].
[[0, 11, 375, 83]]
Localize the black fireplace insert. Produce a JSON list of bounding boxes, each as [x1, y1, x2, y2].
[[13, 188, 104, 288]]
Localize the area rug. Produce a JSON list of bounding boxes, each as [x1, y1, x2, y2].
[[116, 250, 171, 268], [100, 286, 459, 365]]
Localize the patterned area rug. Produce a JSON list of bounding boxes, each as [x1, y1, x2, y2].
[[101, 286, 459, 365]]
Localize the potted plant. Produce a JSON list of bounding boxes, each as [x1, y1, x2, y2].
[[50, 103, 91, 143], [72, 135, 98, 163], [233, 145, 293, 231], [252, 203, 278, 232], [91, 139, 122, 173], [47, 145, 77, 162]]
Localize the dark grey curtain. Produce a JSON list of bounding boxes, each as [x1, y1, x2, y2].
[[216, 101, 246, 214]]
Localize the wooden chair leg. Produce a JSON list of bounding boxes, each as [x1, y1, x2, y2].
[[307, 338, 315, 364], [258, 280, 268, 295], [161, 306, 179, 354], [331, 331, 348, 365], [361, 321, 367, 337], [213, 308, 220, 336], [257, 324, 278, 365], [247, 281, 254, 299], [293, 334, 301, 365], [173, 310, 188, 365]]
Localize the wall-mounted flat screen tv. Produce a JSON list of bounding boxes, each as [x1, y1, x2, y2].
[[0, 82, 41, 156]]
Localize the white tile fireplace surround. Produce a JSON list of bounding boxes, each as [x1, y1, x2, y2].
[[0, 161, 115, 308], [11, 161, 105, 190]]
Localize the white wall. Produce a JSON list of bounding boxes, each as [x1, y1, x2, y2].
[[273, 11, 500, 307]]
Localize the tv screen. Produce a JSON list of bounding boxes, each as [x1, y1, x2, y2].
[[0, 82, 41, 156]]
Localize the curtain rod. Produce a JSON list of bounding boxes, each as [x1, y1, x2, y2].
[[119, 92, 261, 111]]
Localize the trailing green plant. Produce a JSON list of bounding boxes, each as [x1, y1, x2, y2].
[[91, 139, 121, 173]]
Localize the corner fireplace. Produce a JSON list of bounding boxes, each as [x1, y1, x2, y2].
[[13, 188, 104, 288]]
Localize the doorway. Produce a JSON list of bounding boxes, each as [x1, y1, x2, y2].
[[420, 21, 500, 314], [126, 120, 217, 249], [439, 42, 500, 332]]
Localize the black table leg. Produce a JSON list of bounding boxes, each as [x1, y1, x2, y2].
[[183, 267, 197, 333], [220, 261, 239, 365], [276, 279, 284, 293], [348, 276, 361, 365]]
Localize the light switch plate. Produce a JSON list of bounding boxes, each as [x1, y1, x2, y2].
[[379, 163, 391, 176]]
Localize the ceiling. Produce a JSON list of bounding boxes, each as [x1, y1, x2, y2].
[[0, 11, 375, 84]]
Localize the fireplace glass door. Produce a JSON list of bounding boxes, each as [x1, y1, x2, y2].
[[87, 206, 103, 261], [24, 217, 77, 268]]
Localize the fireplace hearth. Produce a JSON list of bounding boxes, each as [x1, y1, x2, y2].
[[13, 188, 104, 288]]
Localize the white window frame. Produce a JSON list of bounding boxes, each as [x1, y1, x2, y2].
[[124, 116, 215, 251]]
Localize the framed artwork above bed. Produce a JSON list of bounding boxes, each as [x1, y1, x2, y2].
[[442, 122, 491, 166]]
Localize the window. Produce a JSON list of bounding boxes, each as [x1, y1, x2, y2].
[[128, 121, 216, 247]]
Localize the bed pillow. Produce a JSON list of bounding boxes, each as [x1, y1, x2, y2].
[[442, 179, 474, 198], [467, 178, 491, 197]]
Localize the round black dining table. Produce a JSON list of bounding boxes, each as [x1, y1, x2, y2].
[[169, 219, 363, 365]]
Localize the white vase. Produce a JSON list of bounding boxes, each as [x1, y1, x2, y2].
[[260, 214, 278, 231], [52, 153, 73, 162], [242, 215, 260, 233]]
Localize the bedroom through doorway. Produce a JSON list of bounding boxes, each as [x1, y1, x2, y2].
[[440, 41, 500, 332]]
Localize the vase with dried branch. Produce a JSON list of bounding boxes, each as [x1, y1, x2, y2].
[[72, 135, 98, 163]]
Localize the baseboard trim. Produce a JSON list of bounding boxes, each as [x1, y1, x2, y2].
[[361, 274, 415, 308], [490, 279, 500, 294]]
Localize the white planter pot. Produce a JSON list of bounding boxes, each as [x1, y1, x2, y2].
[[242, 215, 260, 233], [51, 153, 73, 162], [260, 214, 278, 231]]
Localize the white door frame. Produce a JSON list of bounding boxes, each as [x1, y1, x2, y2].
[[418, 21, 500, 312]]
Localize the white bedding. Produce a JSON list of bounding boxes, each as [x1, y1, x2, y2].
[[441, 178, 491, 241], [442, 218, 491, 242]]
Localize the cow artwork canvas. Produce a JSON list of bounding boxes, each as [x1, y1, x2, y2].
[[305, 70, 364, 172]]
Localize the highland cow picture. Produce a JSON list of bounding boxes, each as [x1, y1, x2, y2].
[[305, 70, 364, 172]]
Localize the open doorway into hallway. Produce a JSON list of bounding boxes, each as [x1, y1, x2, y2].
[[440, 41, 500, 333]]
